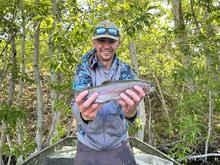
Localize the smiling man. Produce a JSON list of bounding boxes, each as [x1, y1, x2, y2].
[[72, 21, 147, 165]]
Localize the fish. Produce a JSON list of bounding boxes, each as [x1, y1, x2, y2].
[[73, 79, 155, 103]]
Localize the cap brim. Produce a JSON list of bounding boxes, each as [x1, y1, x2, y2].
[[92, 34, 119, 41]]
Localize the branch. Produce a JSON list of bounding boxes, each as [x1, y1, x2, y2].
[[6, 134, 12, 165], [153, 74, 172, 128], [146, 94, 152, 145], [187, 153, 220, 160], [0, 123, 6, 164], [190, 0, 201, 33], [66, 115, 74, 136], [205, 92, 213, 160], [0, 32, 17, 57]]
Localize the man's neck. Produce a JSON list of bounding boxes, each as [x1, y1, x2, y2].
[[102, 61, 112, 70]]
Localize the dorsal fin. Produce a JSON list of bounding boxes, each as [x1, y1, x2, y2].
[[101, 80, 111, 85]]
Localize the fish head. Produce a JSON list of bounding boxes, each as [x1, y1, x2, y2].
[[142, 82, 156, 94]]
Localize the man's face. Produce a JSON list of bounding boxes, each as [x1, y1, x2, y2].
[[92, 38, 120, 63]]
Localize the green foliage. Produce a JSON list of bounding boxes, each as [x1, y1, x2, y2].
[[4, 139, 36, 159], [170, 143, 191, 163], [51, 124, 66, 144], [51, 99, 72, 143], [128, 117, 142, 136], [0, 103, 26, 128]]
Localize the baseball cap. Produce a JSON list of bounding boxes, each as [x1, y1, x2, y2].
[[92, 21, 120, 41]]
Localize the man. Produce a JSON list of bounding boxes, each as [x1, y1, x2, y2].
[[72, 20, 146, 165]]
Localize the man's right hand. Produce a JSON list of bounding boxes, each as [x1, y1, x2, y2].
[[75, 90, 101, 121]]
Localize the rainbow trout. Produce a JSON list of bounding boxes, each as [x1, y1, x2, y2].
[[73, 80, 155, 103]]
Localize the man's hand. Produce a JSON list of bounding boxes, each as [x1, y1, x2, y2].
[[117, 85, 146, 119], [75, 90, 102, 121]]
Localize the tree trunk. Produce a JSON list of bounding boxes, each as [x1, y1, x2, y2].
[[171, 0, 193, 91], [128, 39, 139, 77], [0, 124, 6, 165], [128, 39, 146, 141], [204, 4, 217, 79], [7, 36, 16, 105], [16, 0, 26, 162], [0, 51, 7, 93], [33, 20, 44, 151], [171, 0, 191, 65], [0, 40, 8, 165], [5, 34, 17, 165], [45, 0, 61, 146]]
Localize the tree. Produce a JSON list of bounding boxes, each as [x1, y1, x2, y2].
[[16, 0, 26, 163], [44, 0, 61, 147], [33, 0, 44, 151]]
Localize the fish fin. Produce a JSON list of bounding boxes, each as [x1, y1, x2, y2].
[[101, 80, 112, 85]]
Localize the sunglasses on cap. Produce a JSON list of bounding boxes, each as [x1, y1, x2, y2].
[[94, 27, 120, 37]]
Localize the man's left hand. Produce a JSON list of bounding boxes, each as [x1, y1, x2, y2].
[[117, 85, 146, 119]]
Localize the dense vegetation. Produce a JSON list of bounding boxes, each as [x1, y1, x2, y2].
[[0, 0, 219, 164]]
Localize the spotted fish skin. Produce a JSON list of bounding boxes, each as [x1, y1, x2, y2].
[[73, 80, 155, 103]]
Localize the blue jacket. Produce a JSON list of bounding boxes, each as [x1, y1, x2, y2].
[[72, 49, 139, 151]]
